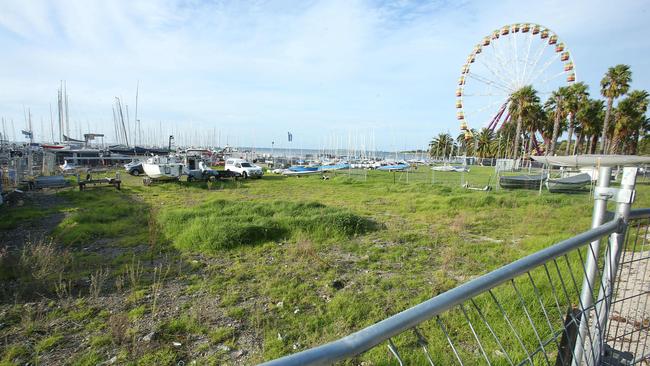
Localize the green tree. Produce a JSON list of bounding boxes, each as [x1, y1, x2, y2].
[[523, 104, 546, 156], [476, 128, 495, 161], [509, 86, 541, 158], [600, 64, 632, 153], [577, 99, 605, 154], [456, 131, 475, 156], [611, 90, 649, 154], [429, 133, 456, 159], [545, 87, 569, 155], [565, 82, 590, 155]]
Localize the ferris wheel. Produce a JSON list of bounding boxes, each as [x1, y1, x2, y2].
[[457, 23, 576, 140]]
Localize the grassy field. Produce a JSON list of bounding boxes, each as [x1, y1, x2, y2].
[[0, 166, 648, 365]]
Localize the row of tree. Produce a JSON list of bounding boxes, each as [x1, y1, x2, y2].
[[430, 64, 649, 159]]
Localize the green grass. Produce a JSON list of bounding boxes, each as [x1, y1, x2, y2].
[[2, 166, 650, 364], [128, 305, 147, 321], [0, 206, 52, 230], [158, 199, 375, 251], [136, 348, 177, 366], [71, 350, 103, 366], [209, 327, 235, 344], [53, 189, 148, 245], [35, 334, 63, 353], [158, 315, 207, 340], [1, 345, 29, 364]]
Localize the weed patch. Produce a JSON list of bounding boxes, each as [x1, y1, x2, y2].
[[54, 190, 148, 245], [0, 206, 52, 230], [159, 199, 375, 252], [35, 334, 63, 353]]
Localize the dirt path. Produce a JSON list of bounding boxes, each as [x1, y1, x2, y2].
[[605, 249, 650, 362]]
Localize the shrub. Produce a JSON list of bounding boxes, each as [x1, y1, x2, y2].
[[158, 199, 374, 252]]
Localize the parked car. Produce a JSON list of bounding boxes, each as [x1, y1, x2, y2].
[[186, 161, 241, 182], [124, 160, 144, 176], [224, 158, 263, 179]]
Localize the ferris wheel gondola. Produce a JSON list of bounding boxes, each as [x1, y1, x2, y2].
[[457, 23, 577, 144]]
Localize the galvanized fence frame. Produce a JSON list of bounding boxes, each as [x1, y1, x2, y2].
[[261, 167, 650, 366]]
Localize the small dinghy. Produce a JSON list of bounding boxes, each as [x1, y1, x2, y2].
[[376, 163, 409, 171], [546, 173, 592, 193], [499, 174, 546, 189], [320, 163, 350, 171], [282, 166, 321, 176], [432, 165, 469, 172]]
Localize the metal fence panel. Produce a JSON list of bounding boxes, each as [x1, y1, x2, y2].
[[260, 167, 648, 366]]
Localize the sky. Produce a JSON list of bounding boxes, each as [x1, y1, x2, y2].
[[0, 0, 648, 150]]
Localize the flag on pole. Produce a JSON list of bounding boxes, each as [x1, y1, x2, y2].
[[287, 132, 293, 142], [21, 130, 33, 138]]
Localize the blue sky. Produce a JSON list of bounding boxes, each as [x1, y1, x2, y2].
[[0, 0, 648, 150]]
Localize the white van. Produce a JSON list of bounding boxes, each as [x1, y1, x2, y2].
[[225, 158, 263, 179]]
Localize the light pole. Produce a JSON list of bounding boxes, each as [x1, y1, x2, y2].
[[271, 141, 275, 168]]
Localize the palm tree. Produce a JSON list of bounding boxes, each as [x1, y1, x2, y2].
[[539, 107, 557, 149], [495, 123, 515, 158], [631, 91, 650, 154], [545, 87, 569, 155], [524, 104, 546, 156], [455, 130, 475, 156], [600, 64, 632, 153], [577, 99, 604, 154], [509, 86, 541, 159], [564, 82, 589, 155], [476, 128, 495, 162], [429, 133, 455, 159], [610, 90, 649, 154]]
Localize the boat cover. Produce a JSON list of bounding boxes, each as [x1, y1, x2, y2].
[[547, 173, 592, 185], [531, 155, 650, 167]]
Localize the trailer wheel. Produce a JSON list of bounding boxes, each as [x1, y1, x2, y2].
[[187, 176, 194, 182], [131, 170, 139, 176]]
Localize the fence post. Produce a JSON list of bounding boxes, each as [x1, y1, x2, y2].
[[591, 166, 638, 363], [572, 166, 612, 366]]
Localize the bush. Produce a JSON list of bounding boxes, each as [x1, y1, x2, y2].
[[158, 199, 374, 252]]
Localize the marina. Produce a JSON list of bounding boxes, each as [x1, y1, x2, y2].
[[0, 2, 649, 366]]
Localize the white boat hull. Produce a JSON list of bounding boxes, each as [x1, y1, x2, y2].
[[143, 163, 184, 180], [282, 169, 321, 176]]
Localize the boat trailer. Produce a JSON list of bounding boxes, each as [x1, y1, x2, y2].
[[77, 172, 121, 191]]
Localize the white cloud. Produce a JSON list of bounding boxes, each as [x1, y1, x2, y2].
[[0, 0, 647, 148]]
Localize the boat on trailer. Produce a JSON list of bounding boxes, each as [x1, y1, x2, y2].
[[142, 155, 185, 183], [546, 173, 592, 193]]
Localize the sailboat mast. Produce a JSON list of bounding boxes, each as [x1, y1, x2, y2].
[[64, 81, 70, 139], [57, 83, 63, 142], [116, 98, 129, 147], [125, 104, 131, 146], [28, 108, 33, 144], [134, 81, 139, 146], [49, 104, 55, 143]]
